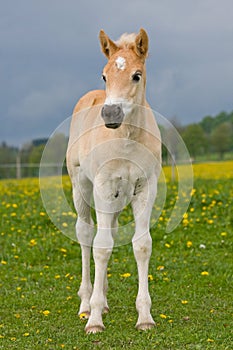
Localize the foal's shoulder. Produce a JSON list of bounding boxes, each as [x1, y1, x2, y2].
[[73, 90, 106, 115]]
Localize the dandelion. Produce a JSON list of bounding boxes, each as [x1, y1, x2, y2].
[[148, 275, 154, 281], [201, 271, 209, 276], [42, 310, 50, 316], [79, 312, 88, 319], [157, 265, 165, 271], [160, 314, 167, 319], [55, 275, 61, 279], [62, 222, 68, 228], [165, 243, 171, 248], [186, 241, 192, 248], [40, 212, 46, 216], [1, 260, 7, 265], [181, 300, 188, 304], [220, 232, 227, 237], [23, 333, 30, 337], [60, 248, 67, 253], [29, 239, 37, 247], [207, 338, 214, 342], [120, 273, 131, 278]]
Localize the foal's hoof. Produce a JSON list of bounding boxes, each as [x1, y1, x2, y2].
[[103, 306, 109, 314], [136, 322, 155, 331], [85, 325, 105, 334]]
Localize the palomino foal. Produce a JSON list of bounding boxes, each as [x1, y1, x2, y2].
[[66, 28, 161, 333]]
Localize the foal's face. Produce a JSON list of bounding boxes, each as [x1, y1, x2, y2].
[[99, 29, 149, 129], [101, 50, 146, 127]]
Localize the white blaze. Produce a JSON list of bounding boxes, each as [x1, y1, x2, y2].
[[115, 56, 126, 70]]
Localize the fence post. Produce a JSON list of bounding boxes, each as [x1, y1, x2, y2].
[[16, 154, 21, 179]]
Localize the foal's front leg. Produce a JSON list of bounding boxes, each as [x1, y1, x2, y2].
[[132, 177, 157, 330], [85, 212, 114, 334]]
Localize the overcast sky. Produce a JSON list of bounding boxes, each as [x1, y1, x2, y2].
[[1, 0, 233, 147]]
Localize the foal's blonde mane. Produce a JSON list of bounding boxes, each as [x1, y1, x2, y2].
[[115, 32, 137, 49]]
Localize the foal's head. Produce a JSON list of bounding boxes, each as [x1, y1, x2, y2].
[[99, 28, 149, 129]]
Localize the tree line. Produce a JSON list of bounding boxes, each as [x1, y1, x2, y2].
[[0, 110, 232, 178]]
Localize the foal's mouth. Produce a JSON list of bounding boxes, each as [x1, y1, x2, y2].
[[105, 123, 122, 129]]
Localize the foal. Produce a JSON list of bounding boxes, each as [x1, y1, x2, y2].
[[66, 28, 161, 333]]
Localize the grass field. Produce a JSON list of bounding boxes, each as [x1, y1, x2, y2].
[[0, 161, 233, 349]]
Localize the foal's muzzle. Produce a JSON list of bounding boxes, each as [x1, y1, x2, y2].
[[101, 104, 124, 129]]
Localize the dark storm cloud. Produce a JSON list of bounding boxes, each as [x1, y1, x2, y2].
[[0, 0, 232, 146]]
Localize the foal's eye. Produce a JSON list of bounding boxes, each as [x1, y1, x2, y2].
[[102, 74, 106, 82], [132, 72, 142, 82]]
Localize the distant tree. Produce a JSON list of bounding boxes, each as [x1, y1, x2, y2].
[[29, 144, 45, 164], [181, 124, 207, 159], [200, 116, 214, 134], [0, 142, 18, 178], [41, 133, 67, 175], [211, 122, 233, 159]]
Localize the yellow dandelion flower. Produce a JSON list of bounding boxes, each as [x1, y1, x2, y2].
[[186, 241, 192, 248], [220, 232, 227, 237], [160, 314, 167, 319], [207, 338, 214, 342], [181, 300, 188, 304], [55, 275, 61, 279], [40, 212, 46, 216], [201, 271, 209, 276], [157, 265, 165, 271], [62, 222, 68, 228], [148, 275, 154, 281], [120, 273, 131, 278], [23, 333, 30, 337], [165, 243, 171, 248], [1, 260, 7, 265], [42, 310, 50, 316], [60, 248, 67, 253], [79, 312, 88, 319], [29, 239, 37, 247]]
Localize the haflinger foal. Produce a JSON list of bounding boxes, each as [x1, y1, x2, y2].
[[66, 28, 161, 334]]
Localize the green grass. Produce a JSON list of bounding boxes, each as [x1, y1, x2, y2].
[[0, 164, 233, 349]]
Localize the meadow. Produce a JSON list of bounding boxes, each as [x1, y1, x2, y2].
[[0, 161, 232, 349]]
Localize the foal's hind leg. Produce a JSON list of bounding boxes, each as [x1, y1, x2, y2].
[[71, 168, 94, 318]]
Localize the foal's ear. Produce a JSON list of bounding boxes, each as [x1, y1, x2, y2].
[[99, 30, 118, 59], [135, 28, 149, 59]]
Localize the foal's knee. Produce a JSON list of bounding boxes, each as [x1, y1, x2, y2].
[[132, 234, 152, 259]]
